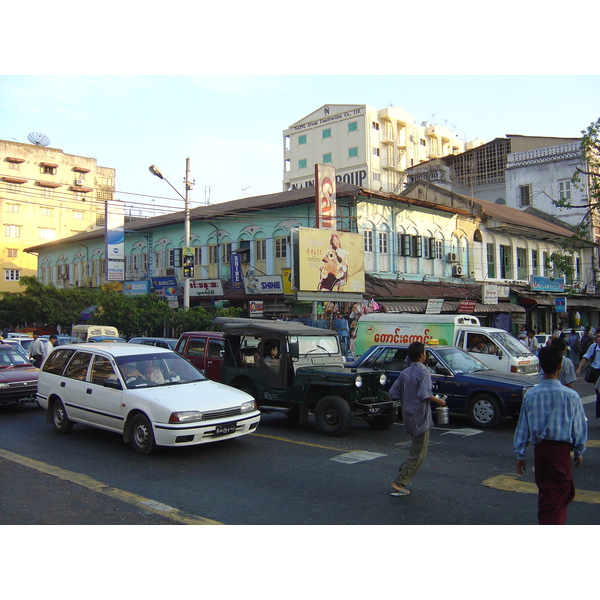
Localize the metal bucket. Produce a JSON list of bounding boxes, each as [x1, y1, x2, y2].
[[435, 405, 449, 425]]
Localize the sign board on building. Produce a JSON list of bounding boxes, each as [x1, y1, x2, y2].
[[189, 279, 224, 297], [291, 227, 365, 294], [106, 260, 124, 282], [555, 297, 567, 313], [105, 200, 124, 260], [249, 301, 264, 317], [282, 268, 293, 294], [482, 283, 498, 305], [458, 300, 477, 313], [530, 275, 565, 293], [586, 285, 596, 294], [243, 273, 283, 295], [231, 254, 243, 290], [123, 280, 151, 296], [315, 164, 336, 230], [182, 247, 194, 279], [425, 299, 444, 314]]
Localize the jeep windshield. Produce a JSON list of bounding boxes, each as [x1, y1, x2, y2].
[[293, 335, 340, 356]]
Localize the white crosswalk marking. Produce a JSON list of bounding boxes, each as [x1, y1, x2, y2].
[[331, 451, 387, 464]]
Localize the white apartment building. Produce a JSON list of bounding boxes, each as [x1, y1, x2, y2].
[[282, 104, 483, 194]]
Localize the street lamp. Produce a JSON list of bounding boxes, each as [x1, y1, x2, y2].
[[149, 160, 192, 309]]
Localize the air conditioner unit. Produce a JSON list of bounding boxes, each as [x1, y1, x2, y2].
[[446, 252, 458, 264], [75, 179, 84, 186], [165, 268, 176, 276], [452, 265, 463, 277]]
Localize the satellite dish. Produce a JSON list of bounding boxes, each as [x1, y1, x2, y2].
[[27, 132, 51, 146]]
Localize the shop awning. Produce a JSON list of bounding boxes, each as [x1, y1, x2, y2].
[[379, 301, 524, 314]]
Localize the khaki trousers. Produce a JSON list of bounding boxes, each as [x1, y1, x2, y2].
[[394, 428, 430, 488]]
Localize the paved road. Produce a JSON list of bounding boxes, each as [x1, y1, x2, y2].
[[1, 384, 598, 526]]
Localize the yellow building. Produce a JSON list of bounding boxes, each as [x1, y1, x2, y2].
[[0, 139, 115, 293]]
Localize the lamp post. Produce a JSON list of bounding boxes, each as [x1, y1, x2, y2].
[[149, 160, 192, 309]]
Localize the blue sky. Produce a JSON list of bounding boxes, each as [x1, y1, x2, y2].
[[1, 75, 598, 216]]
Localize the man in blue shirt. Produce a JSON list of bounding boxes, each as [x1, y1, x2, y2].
[[514, 345, 587, 525], [389, 342, 446, 497], [575, 330, 600, 418]]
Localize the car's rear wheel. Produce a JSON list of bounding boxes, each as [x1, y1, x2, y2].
[[468, 394, 501, 428], [52, 399, 73, 434], [130, 414, 157, 455], [315, 395, 352, 436]]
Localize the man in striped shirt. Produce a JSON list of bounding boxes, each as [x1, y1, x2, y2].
[[514, 345, 587, 525]]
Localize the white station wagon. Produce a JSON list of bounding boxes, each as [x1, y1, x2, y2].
[[36, 344, 260, 454]]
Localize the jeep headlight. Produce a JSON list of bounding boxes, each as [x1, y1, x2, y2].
[[355, 375, 363, 388], [379, 373, 387, 386]]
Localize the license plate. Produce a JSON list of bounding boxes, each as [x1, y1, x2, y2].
[[368, 405, 383, 414], [215, 422, 237, 436]]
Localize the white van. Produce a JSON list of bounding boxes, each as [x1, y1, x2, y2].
[[71, 325, 120, 343], [354, 313, 539, 375]]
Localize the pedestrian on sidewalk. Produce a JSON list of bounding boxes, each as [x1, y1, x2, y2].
[[576, 331, 600, 418], [514, 345, 587, 525], [389, 341, 446, 497]]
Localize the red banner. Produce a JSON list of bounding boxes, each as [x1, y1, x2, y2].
[[315, 164, 336, 230]]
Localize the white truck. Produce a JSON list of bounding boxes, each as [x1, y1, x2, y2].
[[354, 313, 539, 375]]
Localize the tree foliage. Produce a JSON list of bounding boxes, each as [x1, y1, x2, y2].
[[549, 118, 600, 282], [0, 276, 243, 338]]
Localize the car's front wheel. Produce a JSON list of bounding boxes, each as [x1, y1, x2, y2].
[[468, 394, 501, 428], [129, 414, 157, 455], [315, 395, 352, 436], [51, 399, 73, 434]]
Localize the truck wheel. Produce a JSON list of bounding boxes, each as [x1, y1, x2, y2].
[[468, 394, 501, 428], [315, 395, 352, 437]]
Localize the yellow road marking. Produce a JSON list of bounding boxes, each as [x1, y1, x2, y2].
[[251, 432, 357, 452], [482, 474, 600, 504], [586, 440, 600, 447], [0, 448, 222, 525]]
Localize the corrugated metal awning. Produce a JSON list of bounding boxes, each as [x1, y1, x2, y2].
[[380, 301, 524, 314]]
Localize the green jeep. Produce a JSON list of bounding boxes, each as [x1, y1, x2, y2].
[[214, 317, 398, 436]]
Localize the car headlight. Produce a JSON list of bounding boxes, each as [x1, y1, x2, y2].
[[379, 373, 387, 386], [241, 400, 256, 413], [0, 383, 9, 389], [169, 410, 203, 424], [355, 375, 363, 388]]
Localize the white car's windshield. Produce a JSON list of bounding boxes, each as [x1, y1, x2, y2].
[[116, 354, 206, 389], [489, 331, 533, 357]]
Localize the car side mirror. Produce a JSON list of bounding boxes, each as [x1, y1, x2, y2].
[[289, 342, 299, 359], [497, 349, 503, 358], [104, 379, 123, 390], [435, 365, 451, 376]]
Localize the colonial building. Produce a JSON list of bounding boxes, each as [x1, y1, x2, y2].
[[283, 104, 484, 195], [405, 135, 587, 229], [0, 139, 115, 293], [24, 183, 590, 333]]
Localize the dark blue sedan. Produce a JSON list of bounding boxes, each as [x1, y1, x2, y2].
[[349, 345, 535, 428]]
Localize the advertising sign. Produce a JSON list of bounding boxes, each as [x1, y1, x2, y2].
[[106, 260, 124, 282], [123, 280, 151, 296], [249, 301, 264, 317], [458, 300, 477, 313], [530, 275, 565, 292], [293, 227, 364, 293], [243, 272, 283, 295], [555, 297, 567, 313], [189, 279, 224, 297], [231, 254, 243, 290], [105, 200, 124, 260], [182, 247, 194, 279], [282, 268, 293, 294], [425, 299, 444, 314], [315, 164, 336, 230], [355, 321, 455, 357], [482, 283, 498, 305]]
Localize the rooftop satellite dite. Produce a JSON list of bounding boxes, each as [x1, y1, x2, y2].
[[27, 132, 51, 146]]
